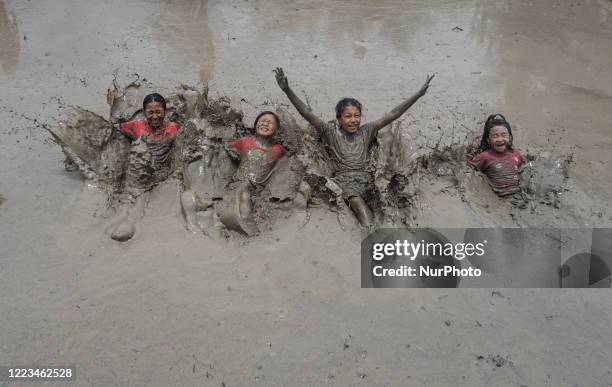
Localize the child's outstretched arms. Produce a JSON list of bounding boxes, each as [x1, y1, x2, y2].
[[370, 74, 435, 132], [274, 67, 325, 131]]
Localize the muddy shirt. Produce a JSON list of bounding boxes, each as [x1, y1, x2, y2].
[[468, 149, 525, 196], [318, 122, 377, 175], [120, 120, 180, 194], [227, 136, 285, 185], [120, 119, 180, 141]]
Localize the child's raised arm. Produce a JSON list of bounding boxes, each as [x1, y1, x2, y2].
[[369, 74, 434, 133], [274, 67, 325, 131]]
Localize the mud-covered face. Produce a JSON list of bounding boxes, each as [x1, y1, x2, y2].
[[488, 125, 511, 153], [255, 113, 278, 139], [339, 106, 361, 134], [144, 101, 166, 130]]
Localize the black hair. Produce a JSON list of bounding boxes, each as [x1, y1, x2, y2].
[[254, 110, 280, 129], [335, 98, 362, 119], [143, 93, 167, 111], [479, 113, 513, 151]]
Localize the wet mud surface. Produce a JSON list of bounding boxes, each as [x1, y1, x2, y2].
[[1, 0, 612, 386], [50, 79, 608, 241]]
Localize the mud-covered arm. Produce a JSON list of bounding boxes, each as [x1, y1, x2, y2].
[[467, 152, 485, 171], [224, 139, 242, 161], [117, 121, 136, 140], [516, 151, 529, 173], [274, 67, 325, 131], [369, 74, 435, 133], [516, 153, 534, 194]]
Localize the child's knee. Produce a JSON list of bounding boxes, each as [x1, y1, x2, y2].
[[181, 190, 196, 211]]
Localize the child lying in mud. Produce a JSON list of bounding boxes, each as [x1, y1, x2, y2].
[[467, 114, 526, 199], [218, 111, 285, 235], [119, 93, 180, 142], [110, 93, 180, 241], [274, 67, 433, 228]]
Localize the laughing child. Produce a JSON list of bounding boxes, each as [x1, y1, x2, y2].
[[220, 111, 285, 235], [467, 114, 526, 197], [274, 67, 433, 228]]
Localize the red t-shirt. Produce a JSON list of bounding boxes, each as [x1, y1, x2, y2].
[[467, 149, 525, 196], [228, 136, 285, 184], [120, 119, 180, 141], [229, 136, 284, 160]]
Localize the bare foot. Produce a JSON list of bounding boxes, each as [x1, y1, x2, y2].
[[111, 219, 136, 241], [109, 193, 148, 242], [219, 208, 259, 236]]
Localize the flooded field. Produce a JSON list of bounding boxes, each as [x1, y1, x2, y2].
[[1, 1, 611, 385]]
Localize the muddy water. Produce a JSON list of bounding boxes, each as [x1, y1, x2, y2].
[[0, 0, 19, 74], [2, 0, 610, 198], [162, 0, 612, 198], [473, 1, 612, 197], [1, 1, 612, 385]]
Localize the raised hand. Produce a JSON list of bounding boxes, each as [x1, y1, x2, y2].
[[273, 67, 325, 130], [419, 74, 435, 96], [274, 67, 289, 91], [370, 73, 436, 131]]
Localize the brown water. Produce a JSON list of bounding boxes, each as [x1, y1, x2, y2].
[[1, 1, 611, 385]]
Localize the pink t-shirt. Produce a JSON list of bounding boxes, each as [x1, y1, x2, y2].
[[120, 119, 180, 141], [228, 136, 285, 184], [467, 149, 525, 196]]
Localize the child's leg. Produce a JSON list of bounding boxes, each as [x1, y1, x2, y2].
[[181, 189, 213, 233], [238, 184, 253, 219], [348, 196, 374, 228], [110, 192, 148, 241], [180, 190, 198, 228], [110, 141, 153, 242], [219, 182, 259, 236]]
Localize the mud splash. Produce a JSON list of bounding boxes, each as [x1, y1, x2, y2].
[[293, 104, 591, 229], [48, 79, 309, 239], [48, 79, 609, 241]]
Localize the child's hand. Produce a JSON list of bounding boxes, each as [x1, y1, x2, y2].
[[419, 74, 435, 96], [274, 67, 289, 91]]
